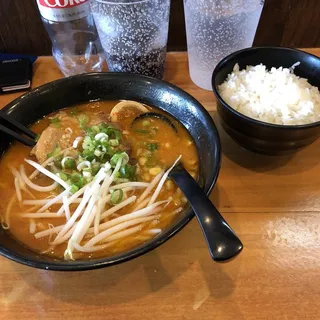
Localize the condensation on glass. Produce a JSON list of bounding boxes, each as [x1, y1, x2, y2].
[[91, 0, 171, 79], [184, 0, 264, 90]]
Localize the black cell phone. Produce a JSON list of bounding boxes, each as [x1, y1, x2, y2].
[[0, 58, 32, 94]]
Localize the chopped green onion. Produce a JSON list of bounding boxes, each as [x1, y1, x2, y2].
[[78, 114, 89, 129], [84, 127, 95, 137], [119, 164, 136, 179], [110, 152, 129, 167], [94, 149, 103, 157], [54, 159, 63, 169], [57, 172, 69, 181], [35, 134, 40, 142], [110, 189, 123, 205], [82, 152, 95, 162], [91, 163, 101, 176], [99, 124, 109, 132], [91, 125, 100, 134], [94, 132, 108, 141], [50, 118, 60, 128], [62, 158, 76, 170], [47, 146, 61, 158], [101, 138, 109, 147], [70, 108, 79, 116], [109, 139, 119, 147], [82, 171, 92, 179], [70, 184, 79, 194], [71, 173, 84, 188], [82, 136, 94, 151], [77, 160, 91, 171], [114, 129, 121, 140], [135, 129, 149, 135], [98, 123, 122, 140], [146, 143, 158, 151], [106, 145, 116, 156], [107, 127, 121, 140]]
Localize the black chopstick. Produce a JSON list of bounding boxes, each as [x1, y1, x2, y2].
[[0, 111, 37, 146], [0, 111, 37, 139]]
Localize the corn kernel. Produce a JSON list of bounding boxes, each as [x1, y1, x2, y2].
[[139, 157, 147, 166], [165, 180, 174, 190], [143, 120, 150, 127], [149, 167, 162, 175]]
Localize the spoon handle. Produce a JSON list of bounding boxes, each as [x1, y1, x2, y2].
[[169, 165, 243, 262]]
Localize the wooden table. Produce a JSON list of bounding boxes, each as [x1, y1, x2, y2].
[[1, 51, 320, 320]]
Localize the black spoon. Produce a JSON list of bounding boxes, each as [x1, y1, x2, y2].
[[131, 112, 178, 133], [169, 163, 243, 262]]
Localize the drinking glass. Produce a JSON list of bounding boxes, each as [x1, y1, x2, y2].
[[184, 0, 264, 90], [91, 0, 171, 79]]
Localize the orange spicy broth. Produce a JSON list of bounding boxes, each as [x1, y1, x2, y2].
[[0, 101, 198, 260]]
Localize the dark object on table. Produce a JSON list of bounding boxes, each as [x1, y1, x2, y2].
[[0, 58, 33, 93], [169, 162, 242, 262], [0, 53, 37, 64], [212, 47, 320, 155], [0, 72, 221, 271]]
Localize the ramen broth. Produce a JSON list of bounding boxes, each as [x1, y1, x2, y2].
[[0, 101, 198, 260]]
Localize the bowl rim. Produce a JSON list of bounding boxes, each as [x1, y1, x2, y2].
[[212, 46, 320, 130], [0, 72, 221, 271]]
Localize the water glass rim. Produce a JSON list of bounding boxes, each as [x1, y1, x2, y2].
[[95, 0, 153, 4]]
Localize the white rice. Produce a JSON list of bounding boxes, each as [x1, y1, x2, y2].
[[218, 63, 320, 125]]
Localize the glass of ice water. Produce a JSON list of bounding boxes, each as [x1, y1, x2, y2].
[[184, 0, 264, 90], [91, 0, 171, 79]]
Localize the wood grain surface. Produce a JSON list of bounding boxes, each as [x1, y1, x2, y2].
[[0, 51, 320, 320], [0, 0, 320, 54]]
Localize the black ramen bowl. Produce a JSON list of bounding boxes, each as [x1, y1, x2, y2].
[[0, 73, 221, 271], [212, 47, 320, 155]]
